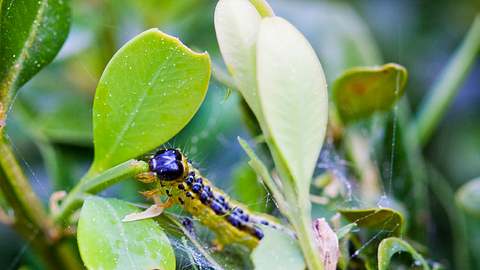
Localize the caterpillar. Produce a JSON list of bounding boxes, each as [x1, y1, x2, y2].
[[128, 148, 282, 250]]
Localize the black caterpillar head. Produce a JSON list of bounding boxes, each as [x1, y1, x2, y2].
[[149, 149, 185, 180]]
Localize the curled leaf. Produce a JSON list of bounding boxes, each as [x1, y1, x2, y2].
[[333, 63, 407, 123], [339, 207, 404, 236], [378, 237, 429, 270], [312, 218, 339, 270]]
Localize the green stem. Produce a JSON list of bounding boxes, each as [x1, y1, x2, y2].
[[249, 0, 274, 17], [292, 210, 324, 270], [55, 159, 149, 223], [0, 134, 82, 269], [239, 137, 323, 269], [410, 15, 480, 146], [211, 62, 237, 90]]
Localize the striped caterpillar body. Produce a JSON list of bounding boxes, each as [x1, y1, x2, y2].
[[139, 149, 281, 250]]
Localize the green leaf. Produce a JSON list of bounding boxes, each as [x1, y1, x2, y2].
[[339, 207, 404, 237], [251, 227, 305, 270], [214, 0, 265, 126], [456, 177, 480, 218], [332, 63, 407, 123], [378, 237, 429, 270], [91, 29, 210, 174], [77, 197, 175, 270], [0, 0, 70, 106], [256, 16, 328, 195]]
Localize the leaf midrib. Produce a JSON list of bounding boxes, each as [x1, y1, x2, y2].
[[98, 49, 175, 170], [102, 199, 138, 270], [0, 0, 47, 101]]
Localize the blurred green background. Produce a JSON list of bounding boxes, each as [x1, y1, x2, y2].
[[1, 0, 479, 269]]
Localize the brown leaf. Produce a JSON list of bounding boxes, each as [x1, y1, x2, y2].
[[312, 218, 340, 270]]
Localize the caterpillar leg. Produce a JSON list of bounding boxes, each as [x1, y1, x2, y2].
[[122, 197, 174, 222], [136, 172, 157, 183], [139, 188, 160, 199], [211, 239, 224, 252]]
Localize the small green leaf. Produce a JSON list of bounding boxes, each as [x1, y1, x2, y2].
[[77, 197, 175, 270], [0, 0, 70, 102], [339, 207, 404, 237], [456, 177, 480, 218], [257, 17, 328, 195], [251, 227, 305, 270], [332, 63, 407, 123], [214, 0, 265, 126], [378, 237, 429, 270], [91, 29, 210, 174]]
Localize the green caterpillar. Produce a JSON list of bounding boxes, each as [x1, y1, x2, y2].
[[129, 148, 281, 250]]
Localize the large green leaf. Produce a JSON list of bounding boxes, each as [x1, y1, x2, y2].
[[377, 237, 429, 270], [0, 0, 70, 107], [256, 17, 328, 195], [456, 177, 480, 218], [77, 197, 175, 270], [91, 29, 210, 174], [339, 208, 404, 237], [251, 227, 305, 270], [333, 63, 407, 123], [214, 0, 265, 125]]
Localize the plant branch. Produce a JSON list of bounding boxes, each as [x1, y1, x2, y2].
[[55, 159, 149, 223], [410, 15, 480, 146], [238, 137, 324, 269], [292, 212, 324, 270], [0, 133, 83, 269], [249, 0, 274, 17]]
